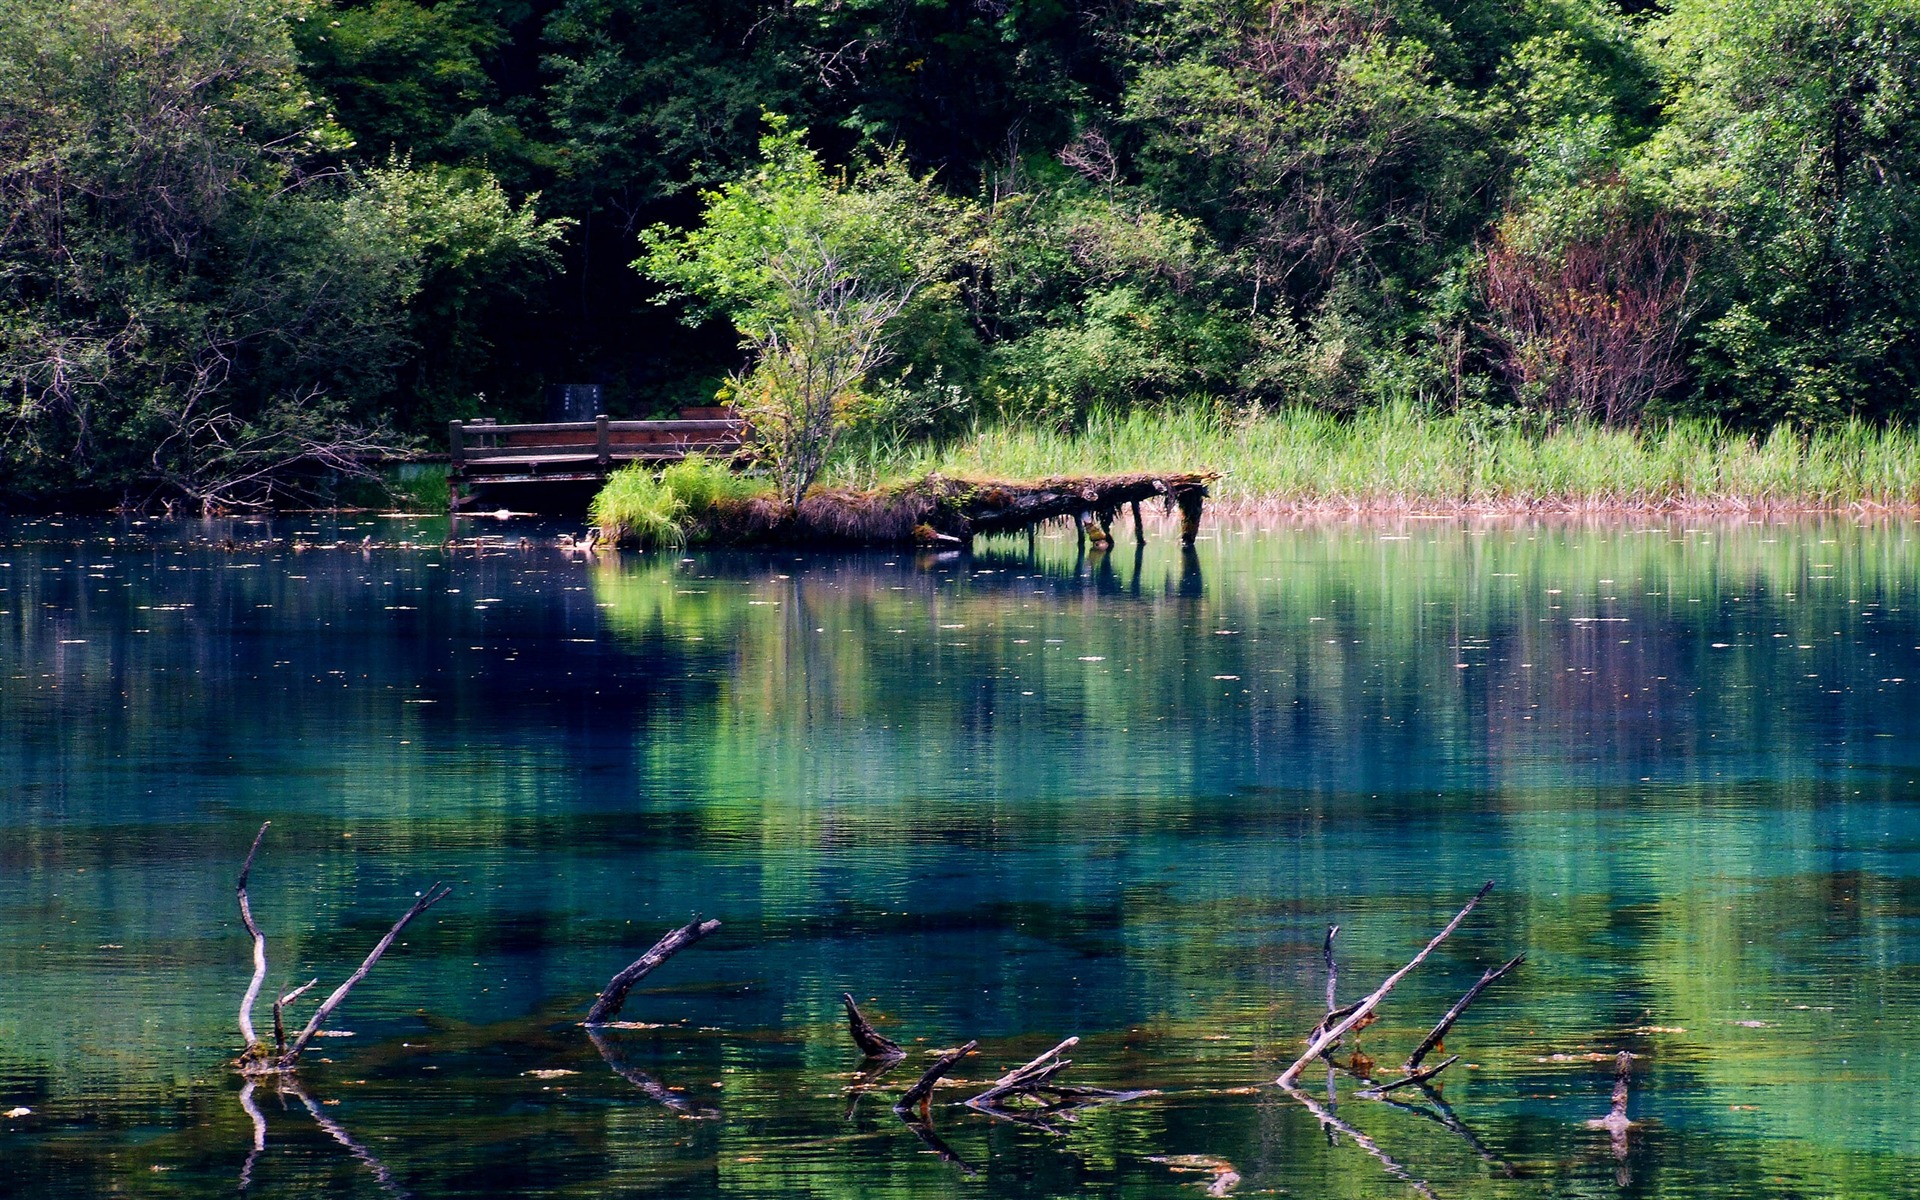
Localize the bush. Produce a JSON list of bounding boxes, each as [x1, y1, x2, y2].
[[591, 455, 767, 546], [590, 466, 688, 547]]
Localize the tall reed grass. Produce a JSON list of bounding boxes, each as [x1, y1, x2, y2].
[[828, 403, 1920, 509]]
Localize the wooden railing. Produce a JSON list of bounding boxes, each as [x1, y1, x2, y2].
[[448, 413, 745, 485]]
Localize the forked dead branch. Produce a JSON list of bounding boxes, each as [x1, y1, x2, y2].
[[234, 822, 451, 1076]]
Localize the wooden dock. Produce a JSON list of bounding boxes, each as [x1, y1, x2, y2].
[[448, 408, 742, 507]]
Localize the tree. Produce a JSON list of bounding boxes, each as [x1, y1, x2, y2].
[[639, 122, 975, 505], [1638, 0, 1920, 424]]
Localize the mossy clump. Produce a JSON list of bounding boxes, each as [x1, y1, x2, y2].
[[591, 456, 770, 547]]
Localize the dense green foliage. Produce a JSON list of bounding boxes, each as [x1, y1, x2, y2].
[[3, 0, 1917, 504]]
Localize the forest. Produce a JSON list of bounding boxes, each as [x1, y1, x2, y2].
[[2, 0, 1917, 507]]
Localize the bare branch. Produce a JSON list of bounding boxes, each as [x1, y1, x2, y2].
[[1278, 881, 1494, 1087], [273, 884, 454, 1070], [895, 1041, 977, 1115], [236, 821, 270, 1049], [585, 917, 722, 1025], [1404, 954, 1523, 1072]]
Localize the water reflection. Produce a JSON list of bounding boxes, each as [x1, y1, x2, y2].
[[2, 514, 1920, 1197]]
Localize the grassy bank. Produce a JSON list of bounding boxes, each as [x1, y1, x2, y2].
[[828, 405, 1920, 511]]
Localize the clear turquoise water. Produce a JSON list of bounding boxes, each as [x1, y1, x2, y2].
[[2, 513, 1918, 1198]]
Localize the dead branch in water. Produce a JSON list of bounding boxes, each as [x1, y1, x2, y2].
[[895, 1041, 977, 1116], [964, 1037, 1151, 1120], [1404, 954, 1523, 1073], [236, 822, 271, 1050], [1278, 881, 1495, 1086], [842, 993, 904, 1059], [235, 825, 451, 1075], [585, 918, 722, 1025], [1600, 1050, 1632, 1137], [1358, 1055, 1460, 1097], [275, 884, 453, 1071]]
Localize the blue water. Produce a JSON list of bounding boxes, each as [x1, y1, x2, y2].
[[2, 513, 1918, 1198]]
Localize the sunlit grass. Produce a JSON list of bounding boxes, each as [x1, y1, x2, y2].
[[828, 403, 1920, 508]]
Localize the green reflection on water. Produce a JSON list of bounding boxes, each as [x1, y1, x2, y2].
[[2, 516, 1918, 1198]]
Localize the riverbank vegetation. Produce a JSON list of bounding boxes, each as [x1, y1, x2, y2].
[[4, 0, 1917, 509], [839, 405, 1920, 511]]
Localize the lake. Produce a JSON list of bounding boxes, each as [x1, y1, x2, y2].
[[2, 513, 1918, 1198]]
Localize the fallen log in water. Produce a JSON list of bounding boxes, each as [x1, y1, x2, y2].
[[683, 473, 1218, 549]]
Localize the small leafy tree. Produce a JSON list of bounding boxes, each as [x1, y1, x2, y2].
[[639, 120, 974, 507]]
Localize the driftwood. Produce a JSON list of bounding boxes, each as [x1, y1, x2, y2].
[[1278, 881, 1495, 1086], [1599, 1050, 1632, 1138], [691, 472, 1217, 549], [842, 993, 904, 1059], [964, 1037, 1150, 1122], [585, 918, 722, 1025], [1404, 954, 1523, 1072], [235, 823, 452, 1075], [895, 1042, 977, 1115]]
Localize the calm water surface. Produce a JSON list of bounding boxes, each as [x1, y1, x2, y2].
[[2, 514, 1918, 1198]]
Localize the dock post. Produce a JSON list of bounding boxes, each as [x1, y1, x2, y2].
[[1176, 490, 1204, 546], [595, 414, 611, 473]]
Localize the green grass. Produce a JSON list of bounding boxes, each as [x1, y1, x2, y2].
[[384, 463, 450, 512], [827, 403, 1920, 509], [591, 455, 770, 545]]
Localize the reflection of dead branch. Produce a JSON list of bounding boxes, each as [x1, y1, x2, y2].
[[1282, 1085, 1439, 1200], [238, 1080, 266, 1190], [586, 1026, 718, 1118], [899, 1114, 978, 1176], [1375, 1091, 1519, 1178], [846, 1056, 904, 1120], [585, 918, 722, 1025], [285, 1078, 406, 1197], [237, 1077, 406, 1197], [1279, 882, 1494, 1086]]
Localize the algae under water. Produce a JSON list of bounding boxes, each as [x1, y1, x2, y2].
[[2, 513, 1918, 1198]]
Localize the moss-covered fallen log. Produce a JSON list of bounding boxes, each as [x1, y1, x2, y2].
[[626, 472, 1216, 549]]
